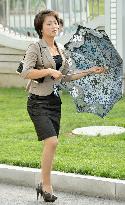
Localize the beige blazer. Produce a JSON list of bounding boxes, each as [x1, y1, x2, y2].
[[21, 38, 71, 96]]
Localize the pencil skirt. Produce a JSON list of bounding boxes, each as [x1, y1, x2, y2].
[[27, 92, 62, 141]]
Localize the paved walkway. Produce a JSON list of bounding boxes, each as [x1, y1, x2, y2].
[[0, 183, 124, 205]]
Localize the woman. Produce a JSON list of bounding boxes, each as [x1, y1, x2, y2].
[[21, 10, 104, 202]]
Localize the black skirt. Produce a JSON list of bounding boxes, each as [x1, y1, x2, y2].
[[27, 92, 62, 141]]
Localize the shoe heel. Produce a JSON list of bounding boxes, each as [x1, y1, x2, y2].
[[36, 187, 39, 200], [36, 183, 43, 200]]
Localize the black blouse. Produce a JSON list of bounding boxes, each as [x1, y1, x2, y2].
[[53, 55, 62, 70]]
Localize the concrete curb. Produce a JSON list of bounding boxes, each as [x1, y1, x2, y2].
[[0, 164, 125, 201]]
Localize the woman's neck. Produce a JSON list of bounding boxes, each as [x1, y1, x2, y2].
[[42, 36, 55, 48]]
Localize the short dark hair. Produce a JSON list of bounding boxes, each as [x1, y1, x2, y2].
[[34, 10, 60, 39], [59, 18, 64, 27]]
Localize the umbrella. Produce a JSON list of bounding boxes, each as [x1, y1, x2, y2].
[[57, 25, 123, 117]]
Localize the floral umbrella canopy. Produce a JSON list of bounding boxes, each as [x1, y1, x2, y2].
[[58, 25, 123, 117]]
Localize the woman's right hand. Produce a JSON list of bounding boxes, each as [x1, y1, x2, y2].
[[48, 68, 63, 80]]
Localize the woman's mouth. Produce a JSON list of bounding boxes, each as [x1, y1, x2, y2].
[[52, 30, 58, 33]]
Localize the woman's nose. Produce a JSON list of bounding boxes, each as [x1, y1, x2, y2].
[[52, 23, 58, 29]]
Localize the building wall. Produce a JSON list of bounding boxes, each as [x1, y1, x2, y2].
[[0, 45, 27, 87], [105, 0, 117, 48]]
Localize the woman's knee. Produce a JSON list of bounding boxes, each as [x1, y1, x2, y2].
[[44, 136, 58, 148]]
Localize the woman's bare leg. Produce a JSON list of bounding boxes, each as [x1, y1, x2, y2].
[[41, 136, 58, 193]]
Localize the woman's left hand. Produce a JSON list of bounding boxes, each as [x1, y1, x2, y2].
[[90, 66, 106, 74]]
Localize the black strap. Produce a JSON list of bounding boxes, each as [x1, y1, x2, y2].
[[34, 42, 45, 83], [37, 42, 44, 67]]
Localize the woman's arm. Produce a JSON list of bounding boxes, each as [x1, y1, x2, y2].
[[26, 68, 50, 79], [26, 67, 62, 80], [62, 66, 106, 82], [70, 66, 105, 81]]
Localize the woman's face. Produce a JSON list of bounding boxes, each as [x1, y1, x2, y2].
[[42, 15, 59, 38]]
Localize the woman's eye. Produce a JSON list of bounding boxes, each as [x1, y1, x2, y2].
[[47, 22, 58, 26]]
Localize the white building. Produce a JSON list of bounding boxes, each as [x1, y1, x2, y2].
[[105, 0, 125, 91]]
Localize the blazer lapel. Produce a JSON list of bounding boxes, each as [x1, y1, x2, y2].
[[39, 39, 56, 70], [39, 38, 66, 70]]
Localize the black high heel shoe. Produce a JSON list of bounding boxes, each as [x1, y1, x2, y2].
[[36, 183, 57, 202], [42, 191, 57, 203]]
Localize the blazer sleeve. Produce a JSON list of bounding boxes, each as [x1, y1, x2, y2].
[[20, 43, 38, 79]]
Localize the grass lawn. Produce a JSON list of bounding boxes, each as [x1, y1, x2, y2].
[[0, 87, 125, 179]]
